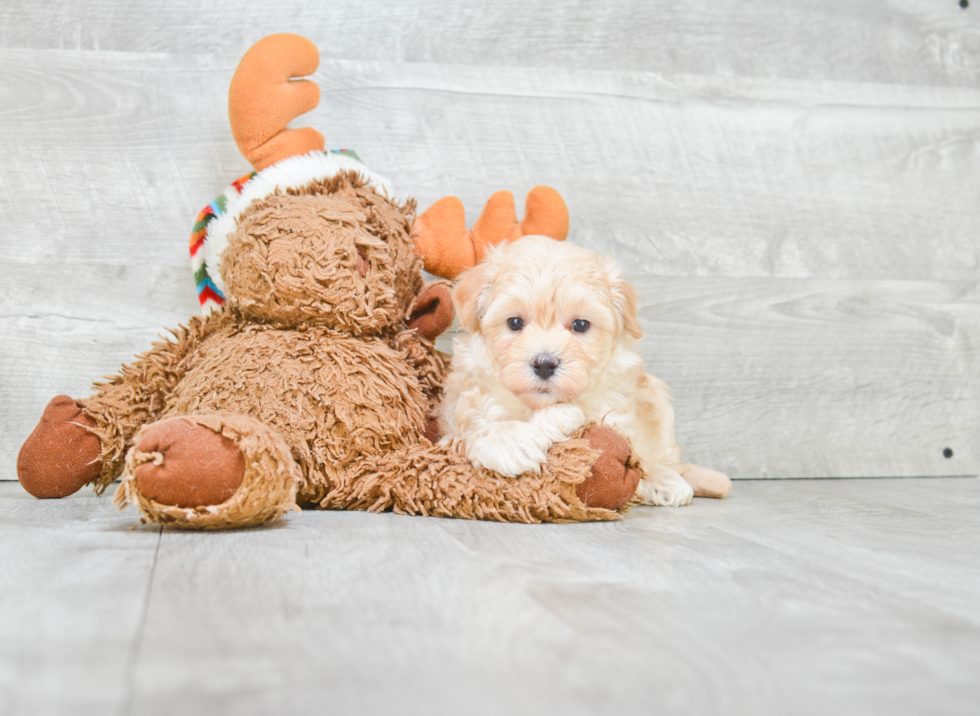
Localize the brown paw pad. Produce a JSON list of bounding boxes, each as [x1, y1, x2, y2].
[[422, 416, 442, 443], [17, 396, 102, 498], [407, 284, 454, 341], [575, 427, 641, 511], [134, 420, 245, 508]]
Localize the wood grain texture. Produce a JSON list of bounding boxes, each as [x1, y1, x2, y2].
[[0, 483, 161, 716], [1, 0, 977, 87], [1, 478, 977, 716], [3, 49, 977, 279], [1, 1, 978, 481], [634, 278, 980, 478]]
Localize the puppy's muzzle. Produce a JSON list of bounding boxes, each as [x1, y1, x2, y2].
[[531, 354, 560, 380]]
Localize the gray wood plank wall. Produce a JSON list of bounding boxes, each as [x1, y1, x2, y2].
[[1, 1, 977, 480]]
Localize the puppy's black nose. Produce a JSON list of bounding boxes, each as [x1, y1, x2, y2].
[[531, 354, 560, 380]]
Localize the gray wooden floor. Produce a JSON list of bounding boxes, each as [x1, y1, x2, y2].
[[1, 478, 978, 716]]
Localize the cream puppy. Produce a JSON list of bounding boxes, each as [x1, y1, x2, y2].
[[439, 235, 730, 506]]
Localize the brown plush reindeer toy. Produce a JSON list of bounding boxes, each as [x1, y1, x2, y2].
[[16, 34, 643, 528]]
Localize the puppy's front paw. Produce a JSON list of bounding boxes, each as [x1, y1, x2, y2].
[[636, 467, 694, 507], [529, 404, 586, 443], [466, 423, 552, 478]]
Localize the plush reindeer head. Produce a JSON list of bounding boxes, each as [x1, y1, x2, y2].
[[192, 33, 570, 337]]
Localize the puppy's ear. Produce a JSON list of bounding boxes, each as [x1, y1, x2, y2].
[[452, 251, 498, 333], [605, 259, 644, 340]]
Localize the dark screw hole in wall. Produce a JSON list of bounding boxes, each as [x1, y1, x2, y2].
[[961, 0, 970, 10], [943, 447, 954, 459]]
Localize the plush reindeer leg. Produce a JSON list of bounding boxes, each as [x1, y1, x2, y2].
[[320, 424, 641, 523], [18, 315, 223, 498], [115, 413, 301, 529]]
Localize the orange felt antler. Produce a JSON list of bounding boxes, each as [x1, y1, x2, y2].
[[412, 186, 569, 280], [229, 34, 325, 171]]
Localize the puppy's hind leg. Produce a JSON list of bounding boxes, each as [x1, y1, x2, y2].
[[677, 463, 732, 499], [635, 463, 694, 507]]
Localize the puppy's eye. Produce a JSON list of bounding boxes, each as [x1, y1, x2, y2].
[[571, 319, 590, 333], [507, 317, 525, 331]]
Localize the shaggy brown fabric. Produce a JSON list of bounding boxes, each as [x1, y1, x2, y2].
[[115, 413, 300, 529], [80, 313, 224, 493], [133, 419, 246, 508], [223, 194, 396, 333], [17, 396, 102, 498], [158, 317, 429, 506], [385, 328, 451, 411], [321, 432, 621, 524], [286, 172, 422, 316]]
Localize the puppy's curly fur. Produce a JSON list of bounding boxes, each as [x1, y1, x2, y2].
[[440, 236, 731, 505]]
